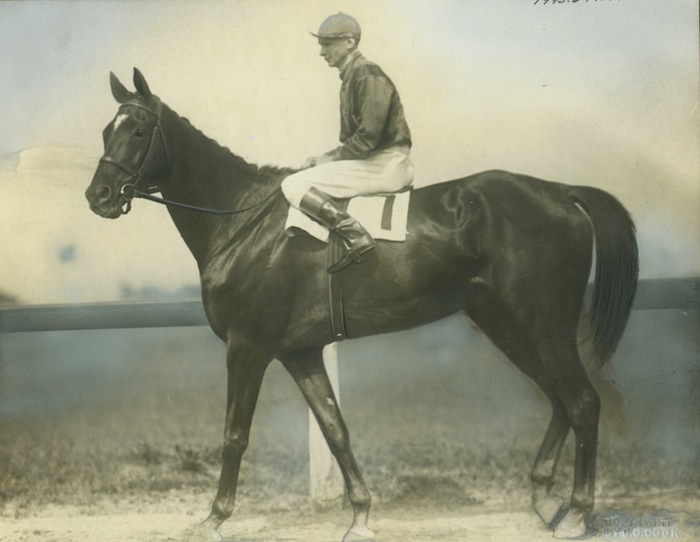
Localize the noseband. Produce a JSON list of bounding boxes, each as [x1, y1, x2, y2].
[[99, 100, 171, 214]]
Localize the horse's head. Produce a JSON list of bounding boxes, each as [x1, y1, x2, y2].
[[86, 69, 171, 218]]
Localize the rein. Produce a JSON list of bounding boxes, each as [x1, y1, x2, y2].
[[133, 186, 281, 216], [100, 99, 281, 216]]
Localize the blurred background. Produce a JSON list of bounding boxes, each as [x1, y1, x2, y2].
[[1, 0, 698, 522]]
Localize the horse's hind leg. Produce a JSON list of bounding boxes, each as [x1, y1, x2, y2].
[[463, 284, 575, 532], [531, 392, 570, 526], [281, 348, 375, 542], [527, 338, 600, 540], [550, 348, 601, 539]]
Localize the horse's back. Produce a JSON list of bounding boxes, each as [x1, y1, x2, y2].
[[409, 169, 584, 220], [406, 170, 593, 266]]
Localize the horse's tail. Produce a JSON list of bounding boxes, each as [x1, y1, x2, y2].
[[568, 186, 639, 367]]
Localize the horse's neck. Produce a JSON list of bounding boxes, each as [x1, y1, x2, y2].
[[158, 110, 280, 266]]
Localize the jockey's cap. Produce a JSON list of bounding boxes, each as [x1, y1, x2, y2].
[[310, 13, 361, 40]]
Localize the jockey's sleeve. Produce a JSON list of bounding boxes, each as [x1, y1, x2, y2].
[[333, 74, 393, 160]]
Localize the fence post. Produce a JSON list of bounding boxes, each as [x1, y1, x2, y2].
[[309, 342, 345, 502]]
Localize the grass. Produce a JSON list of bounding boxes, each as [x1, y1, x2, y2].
[[1, 325, 698, 519], [2, 411, 697, 520]]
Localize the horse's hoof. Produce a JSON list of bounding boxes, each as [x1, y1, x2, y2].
[[532, 494, 564, 526], [554, 509, 587, 539], [190, 523, 224, 542], [342, 525, 377, 542]]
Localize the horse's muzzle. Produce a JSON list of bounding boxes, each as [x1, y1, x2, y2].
[[85, 183, 126, 219]]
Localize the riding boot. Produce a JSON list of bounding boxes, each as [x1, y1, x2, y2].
[[299, 187, 376, 273]]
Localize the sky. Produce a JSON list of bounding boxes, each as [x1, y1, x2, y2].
[[0, 0, 698, 304]]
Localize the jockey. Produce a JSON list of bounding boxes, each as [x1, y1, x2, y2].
[[281, 12, 414, 273]]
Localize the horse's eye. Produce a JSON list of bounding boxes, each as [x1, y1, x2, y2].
[[135, 128, 146, 137]]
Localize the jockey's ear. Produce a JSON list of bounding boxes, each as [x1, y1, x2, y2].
[[110, 72, 133, 104], [133, 68, 153, 100]]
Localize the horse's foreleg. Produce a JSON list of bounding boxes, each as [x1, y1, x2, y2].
[[192, 341, 269, 542], [531, 394, 570, 526], [281, 348, 375, 542]]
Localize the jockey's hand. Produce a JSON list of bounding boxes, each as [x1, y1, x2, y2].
[[301, 154, 333, 170], [314, 154, 334, 166], [300, 156, 317, 169]]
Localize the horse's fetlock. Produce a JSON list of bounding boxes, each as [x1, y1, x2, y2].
[[531, 461, 556, 486], [354, 493, 372, 510], [531, 473, 554, 491], [209, 501, 233, 523], [570, 492, 594, 513]]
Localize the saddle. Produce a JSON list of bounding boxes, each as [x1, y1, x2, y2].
[[284, 191, 411, 243]]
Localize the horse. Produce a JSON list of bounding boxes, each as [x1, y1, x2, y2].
[[85, 69, 638, 541]]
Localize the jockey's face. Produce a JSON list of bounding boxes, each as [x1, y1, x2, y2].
[[318, 37, 356, 68]]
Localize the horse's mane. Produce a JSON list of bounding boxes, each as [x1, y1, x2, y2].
[[259, 164, 298, 178], [176, 113, 297, 183]]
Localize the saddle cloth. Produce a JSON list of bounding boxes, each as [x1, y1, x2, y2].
[[284, 191, 411, 242]]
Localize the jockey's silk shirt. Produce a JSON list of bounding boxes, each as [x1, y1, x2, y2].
[[329, 50, 412, 160]]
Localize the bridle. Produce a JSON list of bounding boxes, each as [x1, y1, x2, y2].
[[99, 98, 280, 216], [99, 100, 171, 214]]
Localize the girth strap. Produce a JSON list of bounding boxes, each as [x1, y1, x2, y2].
[[328, 200, 349, 341]]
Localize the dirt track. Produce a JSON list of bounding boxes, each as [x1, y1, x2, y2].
[[2, 494, 698, 542], [0, 508, 568, 542]]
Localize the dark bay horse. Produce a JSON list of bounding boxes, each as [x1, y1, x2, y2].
[[85, 69, 638, 541]]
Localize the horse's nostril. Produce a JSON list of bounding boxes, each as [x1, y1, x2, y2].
[[96, 185, 112, 201]]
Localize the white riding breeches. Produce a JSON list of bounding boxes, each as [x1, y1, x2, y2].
[[281, 145, 415, 208]]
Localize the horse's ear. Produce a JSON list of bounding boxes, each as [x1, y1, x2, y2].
[[110, 72, 133, 104], [133, 68, 153, 99]]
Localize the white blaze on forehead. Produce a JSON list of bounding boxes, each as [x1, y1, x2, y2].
[[113, 113, 128, 130]]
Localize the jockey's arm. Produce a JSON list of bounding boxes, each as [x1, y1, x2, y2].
[[332, 74, 393, 160], [301, 74, 393, 168]]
